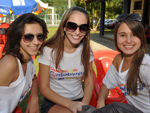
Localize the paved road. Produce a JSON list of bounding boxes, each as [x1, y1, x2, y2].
[[90, 33, 116, 51]]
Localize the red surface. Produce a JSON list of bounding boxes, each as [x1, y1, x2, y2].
[[93, 50, 127, 105], [13, 106, 22, 113]]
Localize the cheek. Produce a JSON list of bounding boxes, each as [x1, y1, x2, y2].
[[135, 39, 141, 47], [117, 37, 124, 45]]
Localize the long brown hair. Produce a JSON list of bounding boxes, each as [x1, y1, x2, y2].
[[114, 17, 146, 95], [41, 6, 91, 78]]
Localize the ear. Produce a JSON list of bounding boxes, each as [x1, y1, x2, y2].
[[64, 26, 66, 32], [63, 31, 66, 36]]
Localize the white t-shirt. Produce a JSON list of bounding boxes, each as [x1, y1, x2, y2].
[[0, 58, 36, 113], [38, 44, 94, 100], [103, 54, 150, 113]]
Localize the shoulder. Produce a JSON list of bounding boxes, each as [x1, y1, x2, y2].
[[0, 55, 19, 86], [112, 53, 122, 71], [142, 54, 150, 64], [40, 46, 53, 56], [43, 46, 53, 52], [0, 55, 18, 68]]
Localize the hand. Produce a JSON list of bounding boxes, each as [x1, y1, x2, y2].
[[69, 101, 86, 113], [26, 96, 39, 113]]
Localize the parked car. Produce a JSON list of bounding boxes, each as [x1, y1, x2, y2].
[[105, 19, 116, 29]]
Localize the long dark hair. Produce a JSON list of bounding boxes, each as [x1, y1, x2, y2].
[[42, 6, 91, 78], [4, 13, 48, 63], [114, 17, 146, 95]]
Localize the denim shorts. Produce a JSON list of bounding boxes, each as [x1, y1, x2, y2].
[[41, 97, 83, 113]]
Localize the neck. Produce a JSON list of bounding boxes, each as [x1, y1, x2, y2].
[[64, 37, 79, 53]]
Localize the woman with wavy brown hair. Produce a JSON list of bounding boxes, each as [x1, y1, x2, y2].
[[38, 6, 94, 113], [97, 13, 150, 113], [0, 13, 48, 113]]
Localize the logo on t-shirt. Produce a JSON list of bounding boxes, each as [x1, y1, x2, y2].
[[50, 66, 84, 80]]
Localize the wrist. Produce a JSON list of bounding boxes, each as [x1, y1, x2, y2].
[[65, 99, 72, 109]]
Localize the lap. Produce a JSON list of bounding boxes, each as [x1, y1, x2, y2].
[[41, 97, 83, 113]]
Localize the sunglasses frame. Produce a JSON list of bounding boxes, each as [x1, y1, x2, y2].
[[116, 13, 142, 23], [66, 21, 89, 34], [23, 34, 45, 43]]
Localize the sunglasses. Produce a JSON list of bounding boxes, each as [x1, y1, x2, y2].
[[116, 13, 142, 22], [23, 34, 45, 43], [66, 22, 89, 34]]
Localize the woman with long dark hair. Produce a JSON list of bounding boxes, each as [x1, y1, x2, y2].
[[38, 6, 94, 113], [0, 13, 48, 113]]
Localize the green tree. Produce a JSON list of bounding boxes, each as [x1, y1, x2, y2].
[[105, 0, 124, 19]]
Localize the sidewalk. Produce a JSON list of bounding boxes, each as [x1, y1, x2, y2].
[[90, 32, 115, 52]]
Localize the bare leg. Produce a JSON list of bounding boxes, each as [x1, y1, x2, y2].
[[48, 104, 72, 113]]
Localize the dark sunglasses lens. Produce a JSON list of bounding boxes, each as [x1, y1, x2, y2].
[[130, 13, 142, 21], [66, 22, 77, 32], [116, 14, 127, 22], [116, 13, 142, 22], [23, 34, 34, 43], [37, 34, 45, 42], [80, 24, 88, 33]]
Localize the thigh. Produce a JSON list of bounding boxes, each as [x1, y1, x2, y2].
[[48, 104, 72, 113], [48, 97, 83, 113], [41, 98, 56, 113]]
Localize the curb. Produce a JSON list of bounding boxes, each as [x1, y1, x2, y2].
[[99, 35, 114, 41]]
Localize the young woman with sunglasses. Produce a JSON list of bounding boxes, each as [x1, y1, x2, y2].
[[0, 13, 47, 112], [38, 6, 94, 113], [97, 13, 150, 113]]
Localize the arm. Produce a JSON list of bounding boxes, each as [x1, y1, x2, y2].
[[39, 63, 84, 113], [96, 84, 109, 108], [26, 75, 39, 113], [82, 61, 94, 104]]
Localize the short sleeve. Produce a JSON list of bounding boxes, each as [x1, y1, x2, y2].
[[38, 46, 52, 66], [103, 64, 119, 89], [90, 46, 94, 62], [140, 54, 150, 90]]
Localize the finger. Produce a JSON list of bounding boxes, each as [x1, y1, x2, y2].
[[72, 109, 77, 113], [77, 106, 82, 111]]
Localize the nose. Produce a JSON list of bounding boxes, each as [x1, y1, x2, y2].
[[126, 36, 132, 43], [74, 27, 80, 34], [32, 36, 39, 45]]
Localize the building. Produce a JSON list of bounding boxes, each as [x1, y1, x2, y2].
[[86, 0, 150, 35]]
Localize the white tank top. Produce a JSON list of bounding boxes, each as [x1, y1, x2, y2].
[[0, 57, 35, 113]]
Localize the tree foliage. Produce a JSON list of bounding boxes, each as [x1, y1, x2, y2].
[[40, 0, 123, 26]]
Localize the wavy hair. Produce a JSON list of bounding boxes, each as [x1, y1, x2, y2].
[[42, 6, 91, 78], [4, 13, 48, 63], [114, 17, 146, 95]]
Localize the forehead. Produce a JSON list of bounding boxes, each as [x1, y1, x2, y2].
[[117, 23, 132, 34], [67, 11, 88, 25], [23, 23, 43, 34]]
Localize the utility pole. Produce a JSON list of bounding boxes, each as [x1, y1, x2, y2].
[[68, 0, 71, 8]]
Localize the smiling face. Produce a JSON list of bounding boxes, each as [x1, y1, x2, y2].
[[117, 22, 141, 57], [64, 11, 88, 48], [20, 23, 43, 60]]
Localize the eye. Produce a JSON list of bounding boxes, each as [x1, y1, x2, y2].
[[120, 34, 125, 37], [132, 34, 136, 36]]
